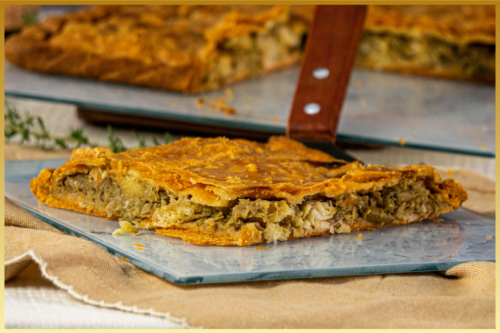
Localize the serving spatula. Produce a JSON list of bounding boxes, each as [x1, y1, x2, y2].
[[287, 5, 367, 163]]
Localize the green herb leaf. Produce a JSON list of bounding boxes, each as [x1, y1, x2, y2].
[[107, 125, 127, 153], [164, 132, 173, 144], [134, 131, 146, 148], [70, 128, 89, 148], [21, 11, 38, 26], [37, 117, 47, 133], [20, 128, 30, 143], [5, 104, 174, 153], [55, 138, 67, 149]]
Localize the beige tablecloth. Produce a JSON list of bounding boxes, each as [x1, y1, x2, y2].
[[5, 144, 495, 328]]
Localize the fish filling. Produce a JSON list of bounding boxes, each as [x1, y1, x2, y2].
[[356, 31, 495, 80], [204, 19, 308, 90], [56, 170, 449, 244]]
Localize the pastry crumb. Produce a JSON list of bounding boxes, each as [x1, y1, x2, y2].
[[486, 235, 493, 239], [137, 247, 145, 251], [224, 88, 234, 102], [271, 117, 281, 123], [133, 242, 145, 247], [359, 97, 367, 107], [224, 107, 236, 115], [207, 98, 235, 115], [433, 219, 444, 223], [481, 145, 487, 150], [465, 222, 471, 225], [120, 257, 130, 263], [112, 221, 140, 236], [399, 138, 406, 146], [256, 246, 267, 250], [209, 98, 226, 109], [446, 169, 452, 176], [196, 97, 205, 107], [356, 233, 363, 240]]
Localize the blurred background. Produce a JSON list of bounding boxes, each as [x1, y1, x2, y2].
[[4, 5, 495, 179]]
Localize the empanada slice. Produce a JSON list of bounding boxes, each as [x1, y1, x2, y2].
[[30, 136, 467, 246]]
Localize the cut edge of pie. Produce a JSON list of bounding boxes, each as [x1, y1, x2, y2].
[[357, 5, 495, 83]]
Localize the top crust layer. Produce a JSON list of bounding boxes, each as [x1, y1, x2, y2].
[[30, 136, 467, 210], [365, 5, 495, 45]]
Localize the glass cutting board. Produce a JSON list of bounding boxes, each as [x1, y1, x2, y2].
[[5, 61, 495, 157], [5, 159, 495, 285]]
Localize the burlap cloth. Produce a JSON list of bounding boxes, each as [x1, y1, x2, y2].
[[5, 144, 496, 328]]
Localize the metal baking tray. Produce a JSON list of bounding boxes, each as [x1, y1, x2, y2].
[[5, 159, 495, 285], [5, 61, 495, 157]]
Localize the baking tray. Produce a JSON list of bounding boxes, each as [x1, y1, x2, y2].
[[5, 62, 495, 157], [5, 159, 495, 285], [5, 61, 496, 157]]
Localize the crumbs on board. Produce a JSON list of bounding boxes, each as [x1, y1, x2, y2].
[[196, 96, 237, 116]]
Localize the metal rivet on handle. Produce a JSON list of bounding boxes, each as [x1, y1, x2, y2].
[[304, 103, 320, 115], [312, 68, 330, 79]]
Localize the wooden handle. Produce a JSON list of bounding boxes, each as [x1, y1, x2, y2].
[[287, 5, 367, 142]]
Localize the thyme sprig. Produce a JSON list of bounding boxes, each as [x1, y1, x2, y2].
[[21, 11, 38, 26], [5, 104, 173, 153]]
